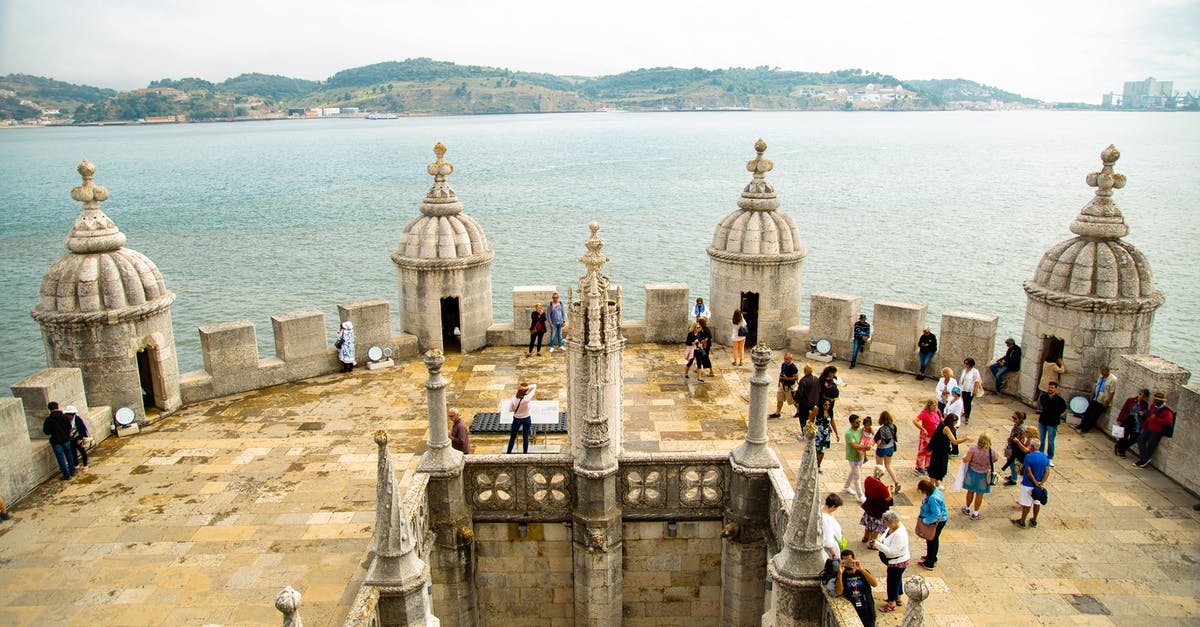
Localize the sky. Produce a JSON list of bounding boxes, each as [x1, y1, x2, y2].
[[1, 0, 1198, 104]]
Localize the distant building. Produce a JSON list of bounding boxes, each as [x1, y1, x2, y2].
[[287, 108, 306, 117], [1122, 77, 1173, 108], [321, 107, 341, 116], [341, 107, 360, 115]]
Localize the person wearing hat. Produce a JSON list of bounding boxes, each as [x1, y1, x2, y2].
[[1135, 391, 1175, 469], [41, 401, 75, 480], [336, 321, 355, 372], [66, 405, 90, 471], [988, 338, 1022, 393], [850, 314, 871, 369]]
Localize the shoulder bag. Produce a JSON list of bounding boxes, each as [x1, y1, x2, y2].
[[988, 449, 998, 486], [913, 518, 937, 540]]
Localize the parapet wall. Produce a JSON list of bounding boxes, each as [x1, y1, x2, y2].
[[1110, 354, 1195, 493]]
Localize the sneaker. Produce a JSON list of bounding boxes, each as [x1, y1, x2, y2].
[[844, 487, 856, 495], [549, 347, 554, 353], [768, 413, 781, 418], [914, 468, 926, 476], [918, 561, 935, 570], [961, 506, 971, 515], [971, 512, 982, 520], [1002, 478, 1017, 486], [1048, 461, 1055, 467], [1136, 460, 1150, 468], [0, 512, 10, 521], [1029, 519, 1038, 527], [1011, 519, 1026, 528]]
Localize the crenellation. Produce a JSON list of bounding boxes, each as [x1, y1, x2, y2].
[[807, 292, 860, 359], [938, 310, 999, 389]]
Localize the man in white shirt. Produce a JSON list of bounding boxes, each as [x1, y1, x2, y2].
[[1078, 366, 1118, 434], [821, 493, 845, 559]]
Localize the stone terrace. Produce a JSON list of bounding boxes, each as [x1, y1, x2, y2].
[[0, 343, 1197, 626]]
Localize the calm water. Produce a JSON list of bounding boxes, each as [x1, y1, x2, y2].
[[1, 112, 1197, 387]]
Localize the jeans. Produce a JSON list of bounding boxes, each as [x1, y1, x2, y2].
[[989, 363, 1010, 390], [1039, 423, 1058, 460], [851, 338, 866, 367], [506, 417, 531, 454], [51, 442, 76, 479], [886, 564, 906, 601], [1009, 458, 1023, 482], [71, 437, 89, 467], [918, 351, 934, 374], [962, 392, 974, 422], [550, 322, 564, 349], [924, 519, 948, 566], [1137, 430, 1163, 466]]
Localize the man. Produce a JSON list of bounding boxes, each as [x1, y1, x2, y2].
[[769, 352, 800, 418], [448, 407, 471, 454], [545, 292, 566, 354], [989, 338, 1022, 393], [1012, 445, 1049, 529], [691, 297, 710, 322], [1077, 366, 1117, 433], [1114, 389, 1150, 458], [916, 327, 937, 380], [835, 549, 879, 627], [820, 492, 845, 560], [794, 363, 820, 422], [1037, 381, 1066, 467], [41, 401, 75, 480], [1135, 391, 1175, 469], [850, 314, 871, 369]]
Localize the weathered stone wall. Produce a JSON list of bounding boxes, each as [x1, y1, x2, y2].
[[1110, 354, 1195, 492], [808, 292, 861, 360], [623, 520, 723, 625], [11, 367, 89, 438], [710, 260, 802, 350], [938, 311, 999, 389], [397, 262, 493, 353], [474, 522, 574, 625], [862, 300, 926, 373], [645, 282, 689, 344]]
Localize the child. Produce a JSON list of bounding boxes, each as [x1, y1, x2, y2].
[[861, 416, 876, 450]]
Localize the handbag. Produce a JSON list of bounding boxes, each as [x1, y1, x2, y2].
[[737, 324, 747, 337], [334, 338, 344, 349], [1111, 424, 1125, 438], [914, 518, 937, 540]]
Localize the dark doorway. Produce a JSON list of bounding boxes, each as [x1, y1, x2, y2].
[[740, 291, 760, 347], [1037, 335, 1065, 386], [136, 348, 158, 410], [441, 297, 462, 353]]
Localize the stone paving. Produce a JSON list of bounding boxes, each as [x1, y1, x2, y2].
[[0, 342, 1197, 626]]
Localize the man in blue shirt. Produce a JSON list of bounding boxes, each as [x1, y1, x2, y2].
[[546, 292, 566, 353], [1012, 448, 1049, 528], [850, 315, 871, 369]]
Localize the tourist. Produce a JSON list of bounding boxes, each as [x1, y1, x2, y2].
[[843, 414, 869, 501], [42, 401, 75, 480], [1135, 391, 1175, 469], [67, 406, 89, 471], [960, 433, 997, 520], [850, 314, 871, 369], [915, 479, 948, 570], [691, 297, 710, 322], [448, 407, 470, 454], [959, 358, 983, 425], [821, 493, 846, 559], [1038, 356, 1065, 398], [927, 413, 969, 488], [935, 368, 957, 414], [793, 363, 820, 422], [335, 321, 355, 372], [683, 321, 704, 381], [873, 410, 900, 492], [0, 495, 10, 522], [769, 351, 800, 418], [912, 399, 940, 476], [916, 327, 937, 380], [819, 365, 840, 418], [1077, 366, 1118, 434], [809, 400, 840, 473], [835, 549, 879, 627], [861, 416, 875, 452], [1037, 381, 1066, 466], [1000, 411, 1029, 485], [943, 388, 965, 456], [989, 338, 1022, 393], [859, 465, 892, 546], [697, 318, 715, 378], [1114, 389, 1150, 458], [546, 292, 566, 354], [1012, 444, 1050, 528], [730, 309, 747, 366], [506, 382, 537, 454], [874, 511, 909, 613], [527, 303, 547, 356]]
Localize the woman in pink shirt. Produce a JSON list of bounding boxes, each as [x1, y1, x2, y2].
[[506, 382, 537, 454], [960, 433, 997, 520], [912, 399, 941, 475]]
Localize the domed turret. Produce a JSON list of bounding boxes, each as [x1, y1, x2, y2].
[[392, 143, 494, 352], [31, 160, 181, 421], [707, 140, 807, 348], [1017, 146, 1164, 400]]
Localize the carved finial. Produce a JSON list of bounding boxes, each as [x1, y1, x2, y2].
[[1086, 144, 1126, 198], [374, 429, 389, 446], [578, 221, 609, 277], [738, 139, 780, 212], [275, 586, 303, 627], [427, 142, 454, 181], [750, 342, 772, 369], [70, 159, 108, 206], [65, 159, 125, 254], [1070, 144, 1130, 240], [746, 138, 773, 180], [419, 142, 462, 217], [901, 574, 931, 626], [423, 349, 445, 374]]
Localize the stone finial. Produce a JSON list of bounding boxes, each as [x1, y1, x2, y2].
[[423, 348, 445, 376], [65, 159, 126, 254], [750, 342, 772, 369], [901, 574, 931, 626], [419, 142, 463, 217], [1069, 144, 1130, 240], [746, 138, 773, 179], [737, 139, 780, 212], [579, 221, 609, 278], [275, 586, 303, 627], [427, 142, 454, 181]]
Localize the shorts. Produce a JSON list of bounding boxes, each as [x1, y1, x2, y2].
[[875, 445, 895, 458], [1018, 485, 1037, 507]]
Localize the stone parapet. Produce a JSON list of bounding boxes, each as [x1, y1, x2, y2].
[[339, 299, 393, 363], [939, 311, 999, 390], [511, 286, 556, 346], [1112, 354, 1194, 491], [11, 367, 88, 438], [808, 292, 860, 360], [862, 300, 926, 373], [644, 282, 689, 344]]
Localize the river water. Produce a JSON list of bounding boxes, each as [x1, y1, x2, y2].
[[1, 111, 1197, 386]]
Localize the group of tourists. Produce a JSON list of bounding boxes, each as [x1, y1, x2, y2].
[[681, 297, 751, 381], [41, 401, 90, 481], [527, 292, 567, 356]]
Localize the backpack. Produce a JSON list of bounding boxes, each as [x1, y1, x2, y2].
[[1162, 418, 1175, 438]]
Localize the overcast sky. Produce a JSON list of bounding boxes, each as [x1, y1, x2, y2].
[[1, 0, 1197, 103]]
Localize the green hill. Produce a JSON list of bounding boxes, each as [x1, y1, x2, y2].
[[901, 78, 1039, 106], [0, 73, 115, 111]]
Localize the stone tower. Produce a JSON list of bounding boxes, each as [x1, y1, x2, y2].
[[31, 160, 182, 421], [1018, 145, 1164, 401], [708, 139, 807, 349], [565, 222, 624, 625], [393, 143, 494, 353]]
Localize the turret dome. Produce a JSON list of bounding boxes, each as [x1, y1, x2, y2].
[[709, 139, 806, 259], [393, 143, 492, 265]]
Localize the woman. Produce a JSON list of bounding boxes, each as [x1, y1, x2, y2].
[[697, 318, 714, 377], [961, 432, 997, 520], [934, 368, 958, 414], [1000, 411, 1029, 485], [336, 321, 355, 372], [506, 382, 537, 454], [528, 303, 547, 356], [959, 357, 983, 425], [927, 412, 969, 487], [809, 400, 840, 473], [916, 478, 948, 570], [730, 309, 747, 366], [819, 365, 840, 418], [916, 328, 937, 381], [844, 414, 870, 501], [859, 465, 892, 546], [70, 410, 89, 471], [912, 400, 940, 476], [874, 511, 910, 612], [1038, 357, 1065, 396], [683, 321, 707, 382], [874, 411, 900, 492]]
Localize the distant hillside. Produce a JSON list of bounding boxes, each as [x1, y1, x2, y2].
[[0, 73, 115, 110], [901, 78, 1040, 106], [220, 73, 321, 101]]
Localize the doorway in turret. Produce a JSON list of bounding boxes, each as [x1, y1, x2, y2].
[[441, 297, 462, 353], [740, 291, 759, 347], [135, 348, 161, 410]]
